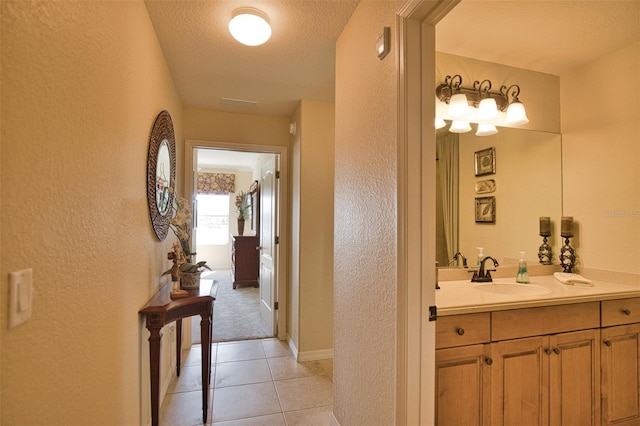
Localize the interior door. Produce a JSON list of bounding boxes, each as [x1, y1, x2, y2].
[[259, 156, 277, 334]]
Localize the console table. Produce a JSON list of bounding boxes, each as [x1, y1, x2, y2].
[[139, 279, 216, 426]]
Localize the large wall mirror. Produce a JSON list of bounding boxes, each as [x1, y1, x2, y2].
[[147, 110, 176, 241], [436, 125, 562, 267]]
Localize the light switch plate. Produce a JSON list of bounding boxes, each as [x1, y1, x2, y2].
[[9, 268, 33, 329], [376, 27, 390, 60]]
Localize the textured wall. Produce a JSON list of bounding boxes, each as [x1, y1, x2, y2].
[[561, 41, 640, 273], [334, 1, 402, 424], [298, 100, 334, 354], [183, 108, 290, 146], [1, 1, 182, 423]]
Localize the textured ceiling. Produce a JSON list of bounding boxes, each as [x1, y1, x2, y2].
[[145, 0, 359, 117], [146, 1, 640, 119]]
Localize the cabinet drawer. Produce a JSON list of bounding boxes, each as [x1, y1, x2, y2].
[[492, 302, 600, 341], [436, 313, 490, 349], [602, 297, 640, 327]]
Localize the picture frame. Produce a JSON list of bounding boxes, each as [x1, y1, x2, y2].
[[475, 179, 496, 194], [475, 196, 496, 223], [474, 147, 496, 176], [249, 180, 260, 234]]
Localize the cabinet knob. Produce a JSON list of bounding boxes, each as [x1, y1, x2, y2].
[[456, 327, 465, 336], [485, 357, 493, 365], [545, 348, 551, 355], [622, 309, 631, 316], [604, 340, 612, 347], [553, 348, 560, 355]]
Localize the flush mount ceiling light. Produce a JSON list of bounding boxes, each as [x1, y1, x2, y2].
[[229, 7, 272, 46], [435, 74, 529, 136]]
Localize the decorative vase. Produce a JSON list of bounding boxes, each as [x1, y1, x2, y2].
[[237, 218, 245, 236], [180, 270, 202, 289]]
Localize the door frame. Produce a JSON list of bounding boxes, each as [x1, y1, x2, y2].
[[184, 139, 289, 342], [396, 1, 459, 424]]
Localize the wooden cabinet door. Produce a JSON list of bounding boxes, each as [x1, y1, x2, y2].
[[548, 329, 601, 426], [490, 336, 548, 426], [601, 323, 640, 425], [435, 344, 490, 425]]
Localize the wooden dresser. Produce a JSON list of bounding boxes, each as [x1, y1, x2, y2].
[[231, 235, 259, 289]]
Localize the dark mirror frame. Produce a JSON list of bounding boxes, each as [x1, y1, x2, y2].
[[147, 110, 176, 241]]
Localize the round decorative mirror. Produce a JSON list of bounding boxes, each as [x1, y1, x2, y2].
[[147, 110, 176, 241]]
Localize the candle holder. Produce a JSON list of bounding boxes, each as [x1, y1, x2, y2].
[[538, 235, 553, 265], [559, 236, 576, 273]]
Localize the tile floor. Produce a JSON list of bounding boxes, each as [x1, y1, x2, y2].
[[160, 338, 334, 425]]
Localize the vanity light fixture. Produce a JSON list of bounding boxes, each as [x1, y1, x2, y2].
[[450, 120, 472, 133], [435, 74, 529, 135], [476, 123, 498, 136], [229, 7, 272, 46]]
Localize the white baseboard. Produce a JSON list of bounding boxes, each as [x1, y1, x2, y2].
[[285, 334, 333, 361], [298, 348, 334, 362]]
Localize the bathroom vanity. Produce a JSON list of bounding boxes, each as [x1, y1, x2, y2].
[[435, 274, 640, 425]]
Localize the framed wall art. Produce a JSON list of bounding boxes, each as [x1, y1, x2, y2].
[[474, 147, 496, 176], [475, 196, 496, 223], [475, 179, 496, 194]]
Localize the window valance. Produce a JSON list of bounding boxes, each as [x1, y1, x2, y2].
[[197, 173, 235, 194]]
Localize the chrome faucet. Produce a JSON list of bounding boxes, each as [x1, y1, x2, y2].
[[450, 252, 468, 268], [471, 256, 499, 282]]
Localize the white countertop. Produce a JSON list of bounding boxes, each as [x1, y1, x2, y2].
[[436, 274, 639, 316]]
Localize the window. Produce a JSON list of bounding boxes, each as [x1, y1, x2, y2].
[[196, 194, 230, 245]]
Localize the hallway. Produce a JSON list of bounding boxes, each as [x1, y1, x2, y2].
[[160, 339, 334, 425]]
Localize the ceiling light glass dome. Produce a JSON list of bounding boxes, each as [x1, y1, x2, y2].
[[229, 8, 272, 46]]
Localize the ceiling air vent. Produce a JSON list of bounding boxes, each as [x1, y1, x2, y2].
[[220, 98, 259, 113]]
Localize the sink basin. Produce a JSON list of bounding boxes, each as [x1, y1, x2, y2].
[[474, 283, 552, 296]]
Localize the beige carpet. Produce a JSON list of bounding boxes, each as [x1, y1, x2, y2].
[[201, 269, 272, 343]]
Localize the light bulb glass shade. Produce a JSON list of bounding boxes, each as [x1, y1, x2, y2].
[[505, 100, 529, 126], [447, 93, 470, 119], [229, 8, 272, 46], [435, 117, 447, 129], [477, 98, 498, 121], [435, 96, 449, 119], [476, 123, 498, 136], [449, 120, 471, 133]]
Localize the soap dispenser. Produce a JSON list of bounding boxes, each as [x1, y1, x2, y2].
[[516, 251, 530, 284], [476, 247, 484, 267]]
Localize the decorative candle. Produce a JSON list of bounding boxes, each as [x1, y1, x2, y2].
[[561, 216, 574, 237], [539, 217, 551, 236]]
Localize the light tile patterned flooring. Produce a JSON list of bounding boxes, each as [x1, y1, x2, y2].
[[160, 338, 334, 425]]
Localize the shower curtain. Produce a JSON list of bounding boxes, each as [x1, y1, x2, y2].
[[436, 132, 459, 263]]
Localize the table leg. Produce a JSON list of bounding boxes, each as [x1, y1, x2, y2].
[[148, 326, 163, 426], [200, 311, 211, 423], [209, 310, 213, 384], [176, 319, 182, 376]]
